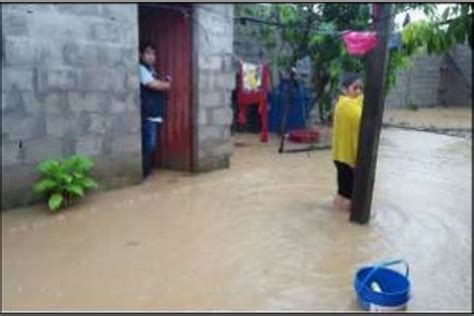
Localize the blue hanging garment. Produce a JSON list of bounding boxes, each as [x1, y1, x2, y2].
[[389, 32, 402, 50]]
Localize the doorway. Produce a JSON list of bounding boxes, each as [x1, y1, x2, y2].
[[138, 4, 194, 172]]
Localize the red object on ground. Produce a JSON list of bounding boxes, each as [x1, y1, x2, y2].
[[287, 128, 320, 144], [342, 31, 378, 56], [236, 62, 271, 142]]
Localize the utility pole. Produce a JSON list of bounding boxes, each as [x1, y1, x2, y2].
[[350, 4, 394, 224]]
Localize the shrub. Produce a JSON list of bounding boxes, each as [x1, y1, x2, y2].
[[33, 155, 99, 212]]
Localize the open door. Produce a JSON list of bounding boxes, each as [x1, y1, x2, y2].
[[138, 5, 194, 171]]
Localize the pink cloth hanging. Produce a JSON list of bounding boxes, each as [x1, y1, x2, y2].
[[342, 31, 378, 56]]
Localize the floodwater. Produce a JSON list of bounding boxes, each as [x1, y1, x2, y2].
[[384, 107, 472, 130], [1, 129, 472, 312]]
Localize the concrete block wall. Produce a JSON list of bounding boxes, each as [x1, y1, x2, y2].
[[1, 4, 142, 210], [385, 45, 472, 108], [385, 53, 443, 108], [442, 44, 472, 106], [192, 4, 235, 172]]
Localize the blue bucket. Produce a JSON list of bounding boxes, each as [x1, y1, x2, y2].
[[354, 259, 411, 311]]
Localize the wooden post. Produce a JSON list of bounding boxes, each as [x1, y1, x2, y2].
[[350, 4, 394, 224], [278, 69, 297, 153]]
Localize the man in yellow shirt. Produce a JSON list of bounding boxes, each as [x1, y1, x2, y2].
[[331, 73, 363, 212]]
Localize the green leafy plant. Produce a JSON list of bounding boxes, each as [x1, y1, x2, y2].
[[33, 155, 99, 212]]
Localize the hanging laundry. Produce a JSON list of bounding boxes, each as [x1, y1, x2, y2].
[[342, 31, 378, 56], [296, 56, 311, 76], [242, 62, 262, 92]]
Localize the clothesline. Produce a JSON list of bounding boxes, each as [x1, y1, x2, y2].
[[141, 3, 410, 37], [233, 6, 414, 38], [141, 3, 467, 36]]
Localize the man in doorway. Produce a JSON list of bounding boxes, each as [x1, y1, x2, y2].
[[139, 41, 171, 177]]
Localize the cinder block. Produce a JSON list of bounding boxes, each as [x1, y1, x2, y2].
[[75, 135, 103, 156], [1, 92, 6, 112], [197, 146, 208, 160], [1, 164, 42, 211], [23, 137, 63, 164], [3, 37, 34, 66], [2, 113, 44, 141], [62, 41, 98, 67], [61, 137, 76, 156], [212, 141, 233, 157], [198, 91, 221, 108], [198, 110, 207, 125], [91, 152, 142, 188], [28, 13, 90, 42], [3, 37, 57, 68], [110, 133, 141, 154], [124, 91, 140, 112], [78, 68, 125, 92], [2, 12, 29, 36], [2, 67, 34, 91], [3, 4, 54, 15], [56, 4, 101, 17], [88, 113, 112, 135], [23, 92, 68, 115], [222, 127, 231, 140], [89, 22, 121, 43], [198, 70, 213, 91], [96, 44, 122, 67], [2, 4, 26, 13], [212, 107, 232, 125], [46, 113, 80, 138], [198, 125, 220, 142], [111, 112, 140, 135], [1, 140, 21, 167], [76, 112, 92, 135], [198, 55, 222, 71], [46, 69, 78, 91], [125, 72, 139, 91], [68, 91, 109, 113], [215, 73, 235, 91], [3, 87, 27, 116], [100, 4, 138, 23], [220, 55, 234, 73], [109, 97, 128, 113]]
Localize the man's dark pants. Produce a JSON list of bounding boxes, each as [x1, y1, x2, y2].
[[142, 118, 160, 177]]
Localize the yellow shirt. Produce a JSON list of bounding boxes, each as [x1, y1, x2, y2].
[[331, 94, 363, 168]]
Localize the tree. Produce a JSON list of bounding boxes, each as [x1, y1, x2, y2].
[[235, 3, 472, 122]]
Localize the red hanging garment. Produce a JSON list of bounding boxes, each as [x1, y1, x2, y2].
[[236, 62, 270, 142], [342, 31, 378, 56]]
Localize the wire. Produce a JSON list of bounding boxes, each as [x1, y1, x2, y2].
[[234, 5, 414, 38]]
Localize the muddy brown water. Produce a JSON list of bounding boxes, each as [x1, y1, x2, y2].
[[2, 129, 471, 311]]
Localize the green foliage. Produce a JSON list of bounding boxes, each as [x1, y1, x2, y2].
[[402, 6, 472, 55], [33, 155, 98, 212], [235, 3, 472, 121]]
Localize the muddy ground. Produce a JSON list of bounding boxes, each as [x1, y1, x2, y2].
[[1, 128, 472, 312]]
